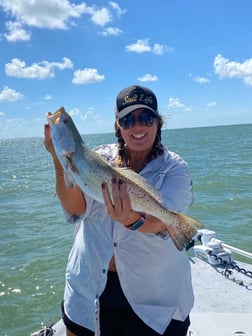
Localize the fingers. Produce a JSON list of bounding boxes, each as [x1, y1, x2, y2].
[[101, 182, 115, 217], [44, 123, 50, 136], [112, 178, 131, 214], [112, 178, 123, 212], [44, 124, 51, 149], [44, 124, 56, 156], [116, 179, 132, 213], [101, 178, 132, 223]]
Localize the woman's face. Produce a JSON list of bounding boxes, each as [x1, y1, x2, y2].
[[118, 109, 158, 154]]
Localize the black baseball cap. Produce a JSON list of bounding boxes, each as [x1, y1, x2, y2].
[[115, 85, 159, 119]]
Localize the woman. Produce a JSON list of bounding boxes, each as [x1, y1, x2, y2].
[[44, 85, 194, 336]]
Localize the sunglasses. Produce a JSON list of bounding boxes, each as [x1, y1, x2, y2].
[[118, 111, 157, 129]]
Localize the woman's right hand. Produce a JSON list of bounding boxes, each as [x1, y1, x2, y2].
[[44, 124, 57, 157]]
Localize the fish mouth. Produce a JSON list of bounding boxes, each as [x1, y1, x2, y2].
[[46, 107, 64, 124]]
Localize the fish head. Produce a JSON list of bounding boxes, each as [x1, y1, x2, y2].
[[46, 107, 84, 172]]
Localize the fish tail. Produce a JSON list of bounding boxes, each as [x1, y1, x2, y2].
[[166, 212, 203, 251]]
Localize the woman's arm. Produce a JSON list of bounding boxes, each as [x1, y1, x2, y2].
[[44, 124, 86, 216]]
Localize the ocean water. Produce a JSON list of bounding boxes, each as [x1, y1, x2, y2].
[[0, 124, 252, 336]]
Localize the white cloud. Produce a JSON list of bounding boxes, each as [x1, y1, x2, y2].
[[80, 108, 102, 122], [167, 97, 191, 111], [92, 2, 126, 28], [90, 7, 111, 26], [83, 2, 126, 27], [207, 101, 216, 108], [5, 57, 73, 79], [0, 1, 126, 43], [125, 39, 172, 55], [44, 94, 52, 100], [69, 107, 103, 132], [109, 2, 126, 16], [153, 43, 174, 55], [0, 86, 24, 102], [69, 107, 81, 116], [72, 68, 105, 84], [0, 0, 87, 29], [52, 58, 73, 70], [193, 76, 210, 84], [100, 27, 122, 36], [137, 73, 158, 82], [4, 21, 31, 42], [206, 101, 217, 111], [214, 54, 252, 86], [126, 39, 151, 53], [90, 2, 126, 26]]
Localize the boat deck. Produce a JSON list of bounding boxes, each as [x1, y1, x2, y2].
[[32, 256, 252, 336], [189, 257, 252, 335]]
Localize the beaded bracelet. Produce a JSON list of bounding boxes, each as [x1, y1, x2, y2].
[[126, 213, 146, 231]]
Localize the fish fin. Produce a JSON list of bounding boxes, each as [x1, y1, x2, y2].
[[64, 171, 76, 188], [114, 167, 163, 203], [166, 212, 204, 251]]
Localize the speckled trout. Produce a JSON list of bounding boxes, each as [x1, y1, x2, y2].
[[46, 107, 203, 250]]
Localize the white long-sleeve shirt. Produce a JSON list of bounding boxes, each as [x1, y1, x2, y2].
[[63, 144, 194, 335]]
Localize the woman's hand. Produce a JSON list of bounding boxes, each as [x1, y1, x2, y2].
[[102, 178, 167, 234], [101, 178, 140, 227], [44, 123, 64, 174], [44, 124, 56, 157]]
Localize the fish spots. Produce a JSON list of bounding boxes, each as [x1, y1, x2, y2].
[[127, 187, 145, 199]]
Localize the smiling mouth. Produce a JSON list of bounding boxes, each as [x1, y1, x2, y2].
[[132, 133, 146, 139]]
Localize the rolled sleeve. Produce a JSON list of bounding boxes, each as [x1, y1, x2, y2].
[[142, 150, 194, 214], [160, 165, 194, 213]]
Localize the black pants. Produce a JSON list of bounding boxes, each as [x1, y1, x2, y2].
[[62, 272, 190, 336]]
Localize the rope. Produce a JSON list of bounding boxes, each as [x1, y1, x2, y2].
[[208, 250, 252, 290]]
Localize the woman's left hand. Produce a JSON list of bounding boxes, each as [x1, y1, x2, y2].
[[101, 178, 140, 227]]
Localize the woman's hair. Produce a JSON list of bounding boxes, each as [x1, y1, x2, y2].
[[114, 116, 165, 168]]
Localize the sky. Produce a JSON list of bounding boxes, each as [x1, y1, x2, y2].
[[0, 0, 252, 139]]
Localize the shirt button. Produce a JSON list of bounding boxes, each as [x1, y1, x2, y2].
[[113, 242, 117, 247], [102, 269, 106, 274]]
